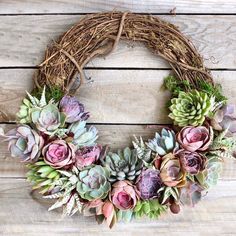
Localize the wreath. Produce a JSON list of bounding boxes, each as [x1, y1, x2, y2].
[[1, 12, 236, 228]]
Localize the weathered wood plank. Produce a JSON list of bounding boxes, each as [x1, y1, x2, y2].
[[1, 123, 236, 179], [0, 69, 236, 123], [0, 0, 236, 14], [0, 178, 235, 236], [0, 15, 236, 68]]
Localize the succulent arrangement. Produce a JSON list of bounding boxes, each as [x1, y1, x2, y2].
[[1, 76, 236, 228]]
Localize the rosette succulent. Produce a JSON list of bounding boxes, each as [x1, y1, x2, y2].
[[75, 145, 101, 169], [110, 181, 138, 210], [2, 125, 44, 162], [43, 140, 75, 169], [177, 126, 213, 152], [211, 104, 236, 136], [59, 95, 89, 123], [31, 104, 66, 135], [76, 165, 111, 201], [177, 149, 207, 175], [160, 153, 186, 187], [102, 147, 143, 183], [136, 169, 162, 200], [146, 128, 179, 156], [169, 90, 215, 127]]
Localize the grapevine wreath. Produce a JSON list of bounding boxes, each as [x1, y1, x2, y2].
[[1, 12, 236, 228]]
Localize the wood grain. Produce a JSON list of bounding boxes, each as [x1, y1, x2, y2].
[[1, 123, 236, 179], [0, 0, 236, 14], [0, 178, 235, 236], [0, 15, 236, 68], [0, 69, 236, 123]]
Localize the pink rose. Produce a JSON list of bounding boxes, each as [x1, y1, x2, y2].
[[177, 126, 213, 152], [75, 145, 101, 169], [109, 181, 138, 210], [43, 140, 75, 169]]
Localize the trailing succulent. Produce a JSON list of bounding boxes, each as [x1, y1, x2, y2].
[[1, 75, 236, 229]]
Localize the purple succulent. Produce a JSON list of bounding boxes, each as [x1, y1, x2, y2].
[[211, 104, 236, 136], [59, 96, 89, 123], [136, 169, 162, 200]]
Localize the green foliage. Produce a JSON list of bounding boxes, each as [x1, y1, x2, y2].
[[163, 75, 227, 103], [134, 199, 167, 219], [116, 210, 133, 222], [31, 86, 64, 103], [158, 186, 180, 204]]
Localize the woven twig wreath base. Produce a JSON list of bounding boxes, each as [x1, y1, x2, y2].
[[35, 11, 213, 94]]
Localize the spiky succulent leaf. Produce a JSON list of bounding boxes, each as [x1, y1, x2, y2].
[[158, 186, 180, 204]]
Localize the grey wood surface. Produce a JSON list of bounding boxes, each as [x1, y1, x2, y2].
[[0, 1, 236, 235]]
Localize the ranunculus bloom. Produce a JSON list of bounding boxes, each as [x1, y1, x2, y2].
[[75, 145, 101, 169], [160, 153, 186, 187], [59, 96, 89, 123], [110, 181, 138, 210], [43, 140, 75, 169], [177, 126, 213, 152], [177, 149, 206, 175]]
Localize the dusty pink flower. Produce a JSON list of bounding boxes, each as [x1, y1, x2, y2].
[[75, 145, 101, 169], [110, 181, 138, 210], [177, 126, 213, 152], [59, 96, 89, 123], [43, 140, 75, 169], [177, 149, 206, 175]]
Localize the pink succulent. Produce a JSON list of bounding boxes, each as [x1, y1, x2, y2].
[[177, 126, 213, 152], [75, 145, 101, 169], [177, 149, 206, 175], [59, 96, 89, 123], [42, 140, 75, 169], [110, 181, 138, 210]]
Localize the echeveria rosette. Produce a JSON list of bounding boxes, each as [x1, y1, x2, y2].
[[146, 128, 179, 156], [59, 95, 89, 123], [177, 126, 213, 152], [211, 104, 236, 136], [160, 153, 186, 188], [31, 104, 66, 135], [177, 149, 207, 175], [42, 140, 75, 169], [169, 90, 215, 127], [110, 180, 139, 210], [1, 125, 44, 162], [76, 165, 111, 201], [136, 169, 162, 200], [75, 145, 101, 169]]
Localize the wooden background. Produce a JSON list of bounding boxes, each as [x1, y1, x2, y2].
[[0, 1, 236, 235]]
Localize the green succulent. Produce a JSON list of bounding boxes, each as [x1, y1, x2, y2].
[[26, 160, 61, 194], [134, 199, 167, 219], [169, 90, 215, 127], [44, 167, 83, 216], [116, 210, 133, 223], [102, 147, 143, 183], [76, 165, 111, 201], [158, 186, 180, 204]]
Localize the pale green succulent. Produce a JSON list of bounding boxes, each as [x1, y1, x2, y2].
[[102, 147, 143, 183], [146, 128, 179, 156], [169, 90, 215, 127], [134, 199, 167, 219], [67, 121, 98, 147], [26, 160, 61, 194], [31, 103, 66, 135], [76, 165, 111, 201]]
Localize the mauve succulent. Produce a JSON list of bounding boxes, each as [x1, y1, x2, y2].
[[160, 153, 186, 187], [2, 125, 44, 162], [177, 126, 213, 152], [110, 181, 138, 210], [59, 96, 89, 123], [211, 104, 236, 136], [43, 140, 75, 169], [75, 145, 101, 169], [31, 104, 66, 135], [136, 169, 162, 200], [177, 149, 206, 175]]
